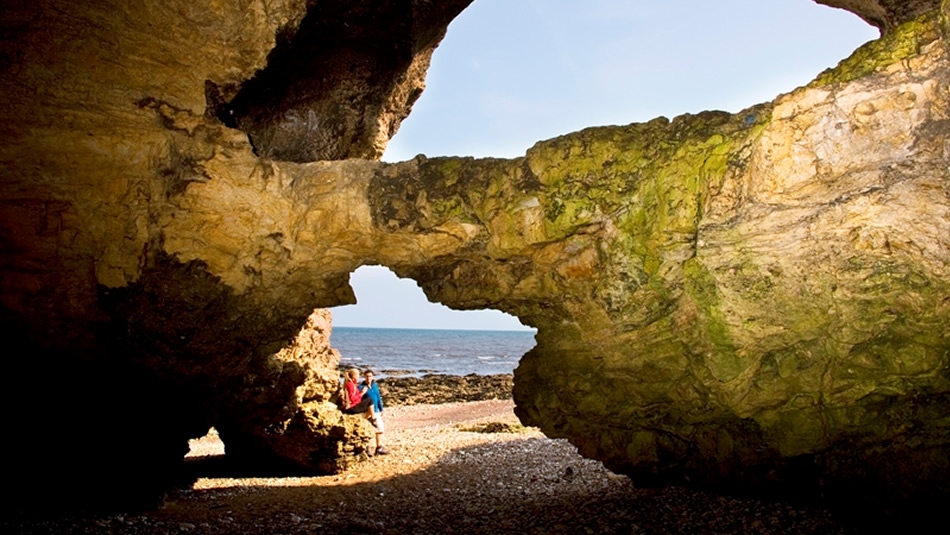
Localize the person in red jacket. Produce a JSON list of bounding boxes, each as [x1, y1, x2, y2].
[[342, 368, 373, 415]]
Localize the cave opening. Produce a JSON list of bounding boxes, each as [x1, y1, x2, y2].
[[3, 0, 947, 522], [179, 263, 537, 471], [180, 263, 536, 463], [332, 265, 536, 378]]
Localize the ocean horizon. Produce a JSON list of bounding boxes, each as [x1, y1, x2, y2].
[[331, 326, 537, 377]]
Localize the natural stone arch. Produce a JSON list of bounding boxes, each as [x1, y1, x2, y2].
[[332, 264, 530, 333], [1, 0, 948, 517]]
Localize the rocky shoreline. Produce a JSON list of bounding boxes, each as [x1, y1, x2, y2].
[[378, 373, 513, 405]]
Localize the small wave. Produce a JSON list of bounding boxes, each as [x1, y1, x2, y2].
[[332, 327, 535, 376]]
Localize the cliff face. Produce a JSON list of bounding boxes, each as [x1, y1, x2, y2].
[[381, 14, 950, 508], [0, 0, 470, 509], [510, 14, 950, 505], [1, 0, 947, 514]]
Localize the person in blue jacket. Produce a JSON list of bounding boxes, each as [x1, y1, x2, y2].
[[361, 369, 389, 455]]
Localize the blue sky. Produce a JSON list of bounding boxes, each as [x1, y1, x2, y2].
[[332, 265, 530, 330], [331, 0, 879, 331]]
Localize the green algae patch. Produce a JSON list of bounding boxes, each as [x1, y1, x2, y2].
[[811, 13, 941, 87], [683, 257, 746, 383], [458, 422, 532, 434], [522, 108, 771, 330], [524, 110, 768, 244]]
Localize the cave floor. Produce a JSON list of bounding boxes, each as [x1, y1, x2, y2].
[[9, 400, 852, 534]]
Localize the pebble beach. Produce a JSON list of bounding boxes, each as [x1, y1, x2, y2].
[[7, 395, 856, 534]]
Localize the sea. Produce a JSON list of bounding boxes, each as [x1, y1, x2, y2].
[[332, 327, 537, 377]]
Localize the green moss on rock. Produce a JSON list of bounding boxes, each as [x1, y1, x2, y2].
[[811, 13, 941, 87], [683, 257, 746, 382]]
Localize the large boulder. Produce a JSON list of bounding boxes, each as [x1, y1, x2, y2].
[[0, 0, 946, 516], [214, 309, 375, 474]]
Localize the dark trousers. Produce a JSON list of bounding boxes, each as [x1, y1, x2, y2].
[[343, 397, 372, 414]]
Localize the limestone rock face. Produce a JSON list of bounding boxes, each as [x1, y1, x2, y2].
[[1, 0, 948, 515], [0, 0, 458, 509], [216, 0, 473, 161], [375, 17, 950, 511], [217, 309, 375, 473], [275, 309, 345, 406], [507, 14, 950, 510]]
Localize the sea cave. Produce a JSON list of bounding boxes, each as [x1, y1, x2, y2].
[[1, 0, 948, 524]]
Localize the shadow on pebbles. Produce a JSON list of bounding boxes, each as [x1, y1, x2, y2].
[[7, 400, 854, 534]]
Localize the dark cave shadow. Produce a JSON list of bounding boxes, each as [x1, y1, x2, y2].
[[180, 453, 328, 480], [163, 436, 857, 535]]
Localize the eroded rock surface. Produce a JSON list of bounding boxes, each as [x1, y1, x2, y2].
[[215, 309, 375, 474], [216, 0, 473, 161], [375, 15, 950, 511], [380, 374, 514, 406], [0, 0, 464, 510], [0, 0, 948, 516]]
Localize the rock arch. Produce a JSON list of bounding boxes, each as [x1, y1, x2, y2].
[[0, 0, 948, 516]]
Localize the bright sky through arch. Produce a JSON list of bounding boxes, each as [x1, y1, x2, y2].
[[331, 266, 531, 331], [338, 0, 879, 330]]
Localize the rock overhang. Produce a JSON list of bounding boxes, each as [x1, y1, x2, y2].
[[815, 0, 941, 30], [0, 0, 948, 519]]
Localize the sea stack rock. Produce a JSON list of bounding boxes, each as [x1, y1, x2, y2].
[[1, 0, 947, 517]]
